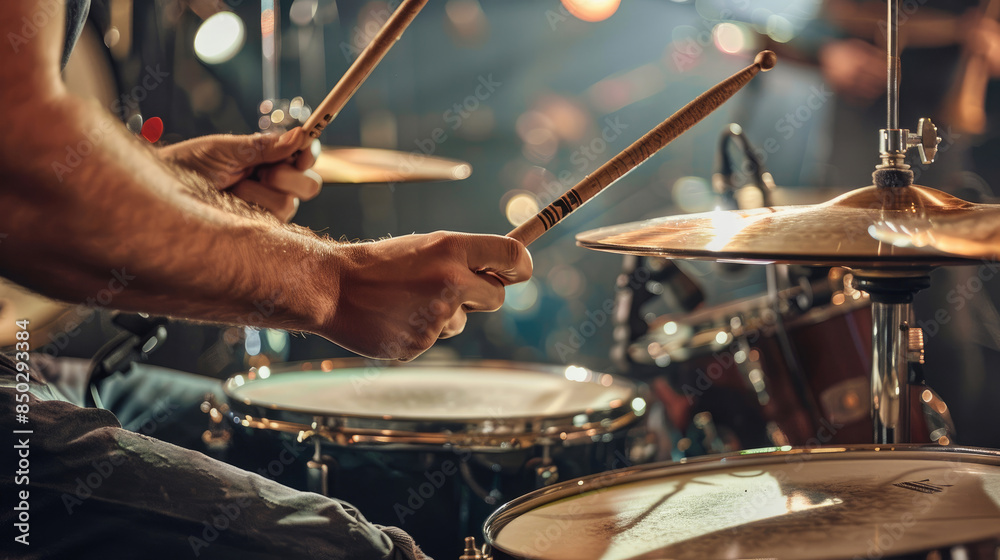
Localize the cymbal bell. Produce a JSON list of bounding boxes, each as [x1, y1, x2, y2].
[[313, 146, 472, 184], [576, 184, 984, 269]]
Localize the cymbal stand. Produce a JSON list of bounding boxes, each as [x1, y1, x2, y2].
[[856, 0, 942, 444]]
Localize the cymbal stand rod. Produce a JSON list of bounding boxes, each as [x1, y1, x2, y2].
[[879, 0, 908, 169], [887, 0, 900, 132], [870, 300, 910, 443], [853, 274, 929, 444], [877, 0, 941, 172]]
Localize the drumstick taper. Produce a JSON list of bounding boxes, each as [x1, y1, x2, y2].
[[507, 50, 777, 247], [300, 0, 429, 145]]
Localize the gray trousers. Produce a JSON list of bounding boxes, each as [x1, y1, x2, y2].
[[0, 354, 430, 560]]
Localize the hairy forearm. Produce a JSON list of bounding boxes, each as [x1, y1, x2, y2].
[[0, 94, 338, 334]]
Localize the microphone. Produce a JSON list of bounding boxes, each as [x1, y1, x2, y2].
[[712, 123, 776, 209]]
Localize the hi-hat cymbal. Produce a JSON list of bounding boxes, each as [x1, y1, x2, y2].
[[314, 146, 472, 184], [576, 184, 986, 269], [870, 208, 1000, 260]]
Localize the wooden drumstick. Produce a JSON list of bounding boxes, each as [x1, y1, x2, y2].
[[507, 51, 777, 246], [300, 0, 429, 144]]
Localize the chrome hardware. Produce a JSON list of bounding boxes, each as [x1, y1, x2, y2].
[[907, 326, 925, 364], [460, 536, 488, 560], [879, 118, 941, 168], [911, 118, 940, 164]]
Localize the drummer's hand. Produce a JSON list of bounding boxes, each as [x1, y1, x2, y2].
[[966, 14, 1000, 76], [327, 232, 533, 361], [818, 38, 885, 102], [159, 128, 321, 222]]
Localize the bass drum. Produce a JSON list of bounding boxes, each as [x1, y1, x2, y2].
[[625, 266, 952, 454], [224, 360, 654, 560], [482, 445, 1000, 560]]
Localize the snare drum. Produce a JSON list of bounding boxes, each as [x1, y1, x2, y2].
[[481, 445, 1000, 560], [224, 360, 651, 560]]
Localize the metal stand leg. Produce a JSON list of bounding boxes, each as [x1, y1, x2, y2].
[[307, 438, 329, 496]]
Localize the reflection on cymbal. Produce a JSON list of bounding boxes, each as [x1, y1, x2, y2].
[[870, 207, 1000, 260], [576, 184, 983, 268], [314, 146, 472, 184]]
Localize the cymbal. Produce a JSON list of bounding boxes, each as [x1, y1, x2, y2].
[[576, 184, 986, 269], [313, 146, 472, 184], [869, 207, 1000, 260]]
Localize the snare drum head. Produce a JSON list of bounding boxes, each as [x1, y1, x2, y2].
[[227, 361, 634, 421], [488, 447, 1000, 559]]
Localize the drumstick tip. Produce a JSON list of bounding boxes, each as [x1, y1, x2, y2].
[[755, 50, 777, 71]]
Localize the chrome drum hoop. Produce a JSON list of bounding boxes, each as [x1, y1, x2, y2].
[[482, 444, 1000, 560], [224, 359, 642, 451]]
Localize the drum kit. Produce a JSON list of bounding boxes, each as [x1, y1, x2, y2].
[[208, 1, 1000, 559], [8, 0, 989, 558]]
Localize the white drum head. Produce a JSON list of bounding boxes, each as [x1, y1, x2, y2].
[[489, 448, 1000, 559], [228, 363, 634, 420]]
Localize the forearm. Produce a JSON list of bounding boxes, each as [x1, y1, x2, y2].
[[0, 93, 337, 334]]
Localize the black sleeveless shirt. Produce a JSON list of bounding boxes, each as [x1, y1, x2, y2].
[[62, 0, 91, 68]]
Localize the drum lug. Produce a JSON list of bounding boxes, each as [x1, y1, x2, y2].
[[307, 439, 337, 496], [460, 536, 491, 560]]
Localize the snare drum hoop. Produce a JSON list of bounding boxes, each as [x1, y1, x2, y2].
[[483, 444, 1000, 558], [224, 359, 641, 451]]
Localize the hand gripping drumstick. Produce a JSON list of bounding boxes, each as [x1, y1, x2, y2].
[[300, 0, 429, 145], [507, 51, 777, 246]]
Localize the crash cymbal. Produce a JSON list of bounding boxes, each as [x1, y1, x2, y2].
[[576, 184, 985, 269], [314, 146, 472, 184]]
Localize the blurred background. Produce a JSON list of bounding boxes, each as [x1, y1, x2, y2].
[[28, 0, 1000, 448]]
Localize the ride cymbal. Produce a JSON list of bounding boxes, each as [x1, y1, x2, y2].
[[576, 184, 984, 268], [314, 146, 472, 184]]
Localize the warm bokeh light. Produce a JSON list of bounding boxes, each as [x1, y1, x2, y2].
[[194, 12, 245, 64], [505, 278, 540, 313], [712, 22, 746, 54], [505, 192, 541, 227], [561, 0, 621, 22], [766, 14, 795, 43]]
